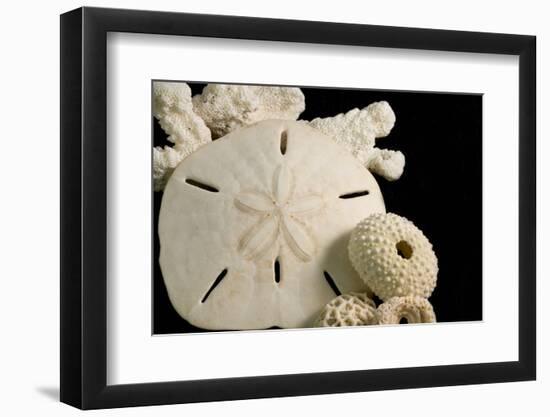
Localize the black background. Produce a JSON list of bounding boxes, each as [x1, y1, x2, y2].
[[153, 83, 482, 334]]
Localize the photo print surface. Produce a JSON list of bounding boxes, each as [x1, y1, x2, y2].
[[152, 82, 482, 334]]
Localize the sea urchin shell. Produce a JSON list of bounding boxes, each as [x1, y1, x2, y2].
[[348, 213, 438, 301], [315, 293, 378, 327], [377, 296, 436, 324]]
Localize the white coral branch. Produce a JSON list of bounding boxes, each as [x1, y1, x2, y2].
[[153, 146, 184, 191], [307, 101, 405, 181], [152, 82, 406, 191], [366, 148, 405, 181], [152, 82, 212, 191], [192, 84, 305, 138]]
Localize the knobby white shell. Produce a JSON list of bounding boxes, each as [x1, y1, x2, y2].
[[377, 296, 436, 324], [159, 120, 386, 330], [314, 292, 378, 327], [348, 213, 438, 301]]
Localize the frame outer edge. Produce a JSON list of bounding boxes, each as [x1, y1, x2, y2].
[[60, 7, 84, 409], [59, 6, 537, 409], [518, 35, 536, 379], [80, 6, 109, 409]]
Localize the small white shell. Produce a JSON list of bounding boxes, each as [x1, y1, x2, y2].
[[377, 296, 436, 324], [348, 213, 438, 301], [315, 292, 378, 327]]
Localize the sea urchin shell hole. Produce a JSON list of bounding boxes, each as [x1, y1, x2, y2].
[[396, 240, 413, 259], [159, 120, 385, 329]]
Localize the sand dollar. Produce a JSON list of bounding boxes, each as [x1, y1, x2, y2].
[[159, 120, 386, 330]]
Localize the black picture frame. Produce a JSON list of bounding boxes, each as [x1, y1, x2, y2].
[[60, 6, 536, 410]]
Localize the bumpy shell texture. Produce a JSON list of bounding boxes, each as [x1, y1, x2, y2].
[[348, 213, 438, 301], [192, 84, 305, 138], [159, 120, 386, 330], [315, 292, 378, 327], [377, 296, 436, 324]]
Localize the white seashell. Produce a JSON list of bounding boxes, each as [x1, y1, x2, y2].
[[159, 120, 386, 330], [315, 292, 378, 327], [348, 213, 438, 301], [377, 296, 436, 324]]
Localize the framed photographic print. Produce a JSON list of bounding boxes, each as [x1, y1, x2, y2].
[[60, 6, 536, 409]]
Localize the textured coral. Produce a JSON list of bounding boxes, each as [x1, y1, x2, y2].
[[307, 101, 405, 181], [192, 84, 305, 138], [152, 146, 184, 192], [153, 82, 211, 148], [153, 82, 212, 190], [348, 213, 438, 301], [367, 148, 405, 181], [377, 296, 436, 324], [315, 292, 378, 327], [153, 84, 405, 190]]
